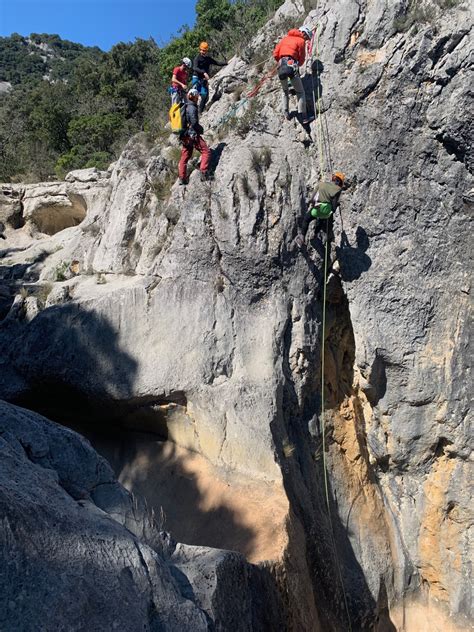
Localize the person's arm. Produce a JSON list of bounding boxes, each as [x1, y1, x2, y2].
[[209, 56, 227, 67], [171, 72, 187, 90], [308, 185, 320, 207], [297, 41, 306, 66]]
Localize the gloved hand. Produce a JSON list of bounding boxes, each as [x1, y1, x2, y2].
[[196, 124, 204, 135]]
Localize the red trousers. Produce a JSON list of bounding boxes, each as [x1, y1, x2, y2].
[[178, 135, 211, 179]]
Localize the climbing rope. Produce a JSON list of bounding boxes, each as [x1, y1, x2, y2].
[[214, 66, 277, 129], [311, 22, 353, 632]]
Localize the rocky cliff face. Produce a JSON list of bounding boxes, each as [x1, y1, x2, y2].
[[0, 0, 472, 630]]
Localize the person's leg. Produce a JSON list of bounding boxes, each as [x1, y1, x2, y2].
[[195, 136, 212, 174], [279, 77, 290, 115], [178, 142, 193, 181], [295, 210, 313, 248], [301, 211, 314, 238], [290, 74, 307, 116], [171, 89, 179, 106]]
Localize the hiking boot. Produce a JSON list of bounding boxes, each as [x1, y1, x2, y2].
[[179, 178, 188, 186], [284, 110, 291, 121], [295, 234, 305, 249]]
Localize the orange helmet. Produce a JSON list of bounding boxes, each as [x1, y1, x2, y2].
[[199, 41, 209, 52], [333, 171, 345, 184]]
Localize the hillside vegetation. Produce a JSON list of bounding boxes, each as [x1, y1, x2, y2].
[[0, 0, 282, 182]]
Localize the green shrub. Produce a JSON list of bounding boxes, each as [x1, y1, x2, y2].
[[239, 173, 255, 199], [235, 99, 259, 138], [150, 171, 176, 202], [55, 147, 111, 179], [53, 260, 70, 281]]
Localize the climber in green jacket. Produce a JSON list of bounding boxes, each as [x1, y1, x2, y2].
[[295, 172, 345, 250]]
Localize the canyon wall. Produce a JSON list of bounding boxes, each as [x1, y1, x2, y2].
[[0, 0, 472, 629]]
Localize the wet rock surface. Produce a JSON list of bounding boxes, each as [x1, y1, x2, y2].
[[0, 0, 472, 630]]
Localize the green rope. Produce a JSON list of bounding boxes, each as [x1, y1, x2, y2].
[[321, 221, 330, 507], [312, 21, 353, 632]]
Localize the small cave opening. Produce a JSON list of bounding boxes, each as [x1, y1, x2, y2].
[[30, 193, 87, 235], [16, 385, 288, 565]]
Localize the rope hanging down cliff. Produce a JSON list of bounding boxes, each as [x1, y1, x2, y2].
[[311, 23, 353, 632], [214, 63, 278, 129]]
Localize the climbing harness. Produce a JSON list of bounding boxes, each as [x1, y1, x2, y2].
[[310, 22, 353, 632]]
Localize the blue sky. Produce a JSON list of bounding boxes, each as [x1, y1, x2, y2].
[[0, 0, 197, 50]]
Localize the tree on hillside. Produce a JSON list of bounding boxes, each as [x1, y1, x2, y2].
[[0, 0, 285, 182]]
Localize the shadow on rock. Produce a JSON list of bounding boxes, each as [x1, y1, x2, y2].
[[1, 300, 273, 566], [302, 59, 324, 120], [2, 302, 139, 420], [69, 425, 260, 561], [275, 275, 397, 631], [337, 227, 372, 282], [210, 141, 227, 174]]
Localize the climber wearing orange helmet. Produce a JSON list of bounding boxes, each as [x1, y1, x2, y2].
[[192, 42, 227, 113], [273, 26, 312, 124], [295, 172, 346, 250]]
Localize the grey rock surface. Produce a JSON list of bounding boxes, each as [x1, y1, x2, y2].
[[0, 400, 210, 631], [0, 400, 280, 631], [0, 185, 23, 229], [0, 0, 472, 630]]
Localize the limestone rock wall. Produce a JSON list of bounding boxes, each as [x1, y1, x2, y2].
[[0, 0, 472, 629], [0, 400, 289, 631]]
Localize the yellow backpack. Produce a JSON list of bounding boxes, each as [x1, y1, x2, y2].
[[169, 102, 187, 134]]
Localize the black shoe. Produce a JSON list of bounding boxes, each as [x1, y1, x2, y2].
[[300, 114, 314, 126], [200, 171, 213, 182], [179, 178, 188, 186]]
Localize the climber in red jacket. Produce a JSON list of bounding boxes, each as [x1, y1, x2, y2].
[[273, 26, 312, 124]]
